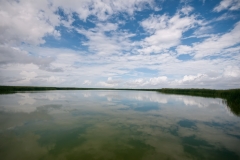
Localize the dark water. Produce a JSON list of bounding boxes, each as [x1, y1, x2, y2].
[[0, 90, 239, 160]]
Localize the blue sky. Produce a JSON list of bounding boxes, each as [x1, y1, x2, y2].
[[0, 0, 240, 89]]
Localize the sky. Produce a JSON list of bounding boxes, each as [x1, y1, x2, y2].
[[0, 0, 240, 89]]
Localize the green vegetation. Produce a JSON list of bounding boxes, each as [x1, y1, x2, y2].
[[0, 85, 157, 93], [0, 86, 239, 115], [0, 86, 94, 93]]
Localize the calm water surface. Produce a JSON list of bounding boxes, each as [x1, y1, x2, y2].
[[0, 90, 239, 160]]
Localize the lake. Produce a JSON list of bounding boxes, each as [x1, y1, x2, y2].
[[0, 90, 240, 160]]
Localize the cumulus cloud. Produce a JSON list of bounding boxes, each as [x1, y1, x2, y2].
[[98, 77, 120, 87], [147, 76, 168, 85], [1, 0, 153, 46], [83, 80, 91, 85], [178, 73, 207, 83], [120, 68, 240, 89], [172, 67, 240, 88], [126, 78, 146, 87], [0, 45, 49, 65], [44, 76, 66, 84], [180, 6, 194, 15], [176, 45, 193, 55], [76, 22, 135, 55], [20, 71, 37, 83], [123, 76, 168, 88], [0, 0, 60, 45], [27, 75, 66, 85], [223, 66, 240, 78], [139, 6, 201, 54], [0, 45, 62, 72]]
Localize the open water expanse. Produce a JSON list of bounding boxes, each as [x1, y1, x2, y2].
[[0, 90, 240, 160]]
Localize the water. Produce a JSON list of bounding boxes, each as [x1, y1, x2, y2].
[[0, 90, 239, 160]]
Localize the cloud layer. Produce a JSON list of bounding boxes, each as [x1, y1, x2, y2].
[[0, 0, 240, 89]]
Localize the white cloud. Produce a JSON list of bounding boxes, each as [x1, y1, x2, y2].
[[193, 26, 213, 36], [126, 78, 145, 87], [98, 77, 120, 87], [98, 81, 116, 87], [180, 6, 194, 15], [20, 71, 37, 82], [83, 80, 91, 85], [214, 0, 240, 12], [214, 13, 236, 21], [146, 76, 168, 85], [124, 76, 167, 88], [1, 44, 239, 88], [1, 0, 153, 46], [52, 0, 156, 21], [76, 23, 135, 55], [181, 73, 207, 82], [176, 45, 193, 55], [223, 66, 240, 77], [0, 0, 239, 89], [30, 76, 66, 85], [0, 0, 60, 45], [96, 23, 118, 32], [177, 21, 240, 58], [139, 7, 200, 54], [194, 21, 240, 58], [44, 76, 65, 84], [172, 68, 240, 88], [116, 65, 240, 88], [0, 45, 63, 72]]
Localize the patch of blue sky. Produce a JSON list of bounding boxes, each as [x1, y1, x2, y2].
[[71, 13, 96, 29], [107, 12, 149, 41], [135, 8, 158, 20], [192, 0, 219, 15], [181, 35, 203, 45], [120, 72, 143, 79], [41, 8, 92, 50], [104, 31, 115, 37], [55, 7, 70, 22], [41, 26, 88, 51], [158, 0, 181, 16], [27, 51, 36, 57], [119, 69, 160, 79], [135, 68, 159, 74], [181, 29, 202, 44], [177, 54, 193, 61], [212, 19, 240, 34], [73, 61, 108, 68]]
